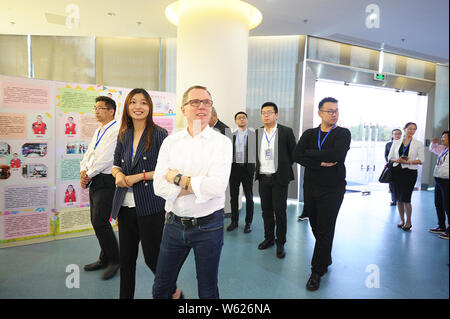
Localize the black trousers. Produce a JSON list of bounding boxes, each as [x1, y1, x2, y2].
[[258, 175, 288, 245], [304, 184, 345, 275], [117, 207, 165, 299], [89, 174, 119, 265], [434, 177, 449, 233], [229, 164, 255, 225]]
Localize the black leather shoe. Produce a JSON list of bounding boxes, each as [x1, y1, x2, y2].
[[258, 239, 274, 250], [306, 272, 321, 291], [276, 244, 285, 259], [102, 264, 119, 280], [83, 260, 107, 271], [244, 224, 252, 233], [227, 221, 238, 232]]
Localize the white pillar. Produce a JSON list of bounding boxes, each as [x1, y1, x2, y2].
[[166, 0, 262, 129]]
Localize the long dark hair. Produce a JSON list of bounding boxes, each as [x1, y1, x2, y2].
[[119, 88, 155, 151]]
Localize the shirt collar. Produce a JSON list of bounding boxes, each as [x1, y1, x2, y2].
[[181, 124, 214, 139], [264, 123, 278, 134], [100, 119, 116, 129]]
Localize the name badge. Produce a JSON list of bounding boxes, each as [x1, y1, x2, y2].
[[434, 166, 439, 176], [265, 149, 273, 160], [236, 151, 243, 163]]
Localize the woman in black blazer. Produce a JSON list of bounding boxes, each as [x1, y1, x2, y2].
[[111, 88, 180, 299]]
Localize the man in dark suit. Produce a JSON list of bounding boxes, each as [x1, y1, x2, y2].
[[209, 106, 229, 135], [227, 111, 256, 233], [256, 102, 296, 259]]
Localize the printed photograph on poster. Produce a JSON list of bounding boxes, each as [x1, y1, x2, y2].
[[9, 153, 23, 169], [22, 164, 48, 179], [65, 141, 88, 155], [64, 184, 77, 204], [0, 165, 11, 180], [64, 115, 77, 136], [22, 142, 47, 158], [29, 113, 51, 139], [0, 142, 11, 157]]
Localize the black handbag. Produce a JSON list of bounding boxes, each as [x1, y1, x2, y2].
[[379, 162, 393, 183]]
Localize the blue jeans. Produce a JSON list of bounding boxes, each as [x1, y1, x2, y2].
[[152, 209, 224, 299]]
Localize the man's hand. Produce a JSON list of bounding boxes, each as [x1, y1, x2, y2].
[[166, 169, 179, 184], [80, 170, 91, 189], [321, 162, 337, 167]]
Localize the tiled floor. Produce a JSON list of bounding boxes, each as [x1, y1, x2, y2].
[[0, 190, 448, 299]]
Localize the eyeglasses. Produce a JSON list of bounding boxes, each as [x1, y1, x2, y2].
[[320, 109, 339, 115], [236, 116, 247, 120], [261, 111, 275, 116], [184, 99, 213, 108], [93, 106, 111, 111]]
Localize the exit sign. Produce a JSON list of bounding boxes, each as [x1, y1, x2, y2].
[[374, 73, 385, 81]]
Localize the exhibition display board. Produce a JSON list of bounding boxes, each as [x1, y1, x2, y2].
[[0, 75, 176, 247]]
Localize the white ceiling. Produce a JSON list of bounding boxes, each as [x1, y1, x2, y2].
[[1, 0, 448, 64]]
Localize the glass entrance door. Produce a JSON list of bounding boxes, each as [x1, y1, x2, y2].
[[313, 79, 428, 193]]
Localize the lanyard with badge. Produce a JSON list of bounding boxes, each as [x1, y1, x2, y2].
[[401, 139, 412, 156], [94, 121, 117, 150], [236, 129, 247, 162], [318, 124, 335, 150], [87, 121, 116, 167], [264, 129, 277, 160], [436, 148, 449, 166]]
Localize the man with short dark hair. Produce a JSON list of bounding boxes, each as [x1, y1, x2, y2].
[[256, 102, 296, 259], [227, 111, 256, 233], [294, 96, 351, 291], [80, 95, 120, 280]]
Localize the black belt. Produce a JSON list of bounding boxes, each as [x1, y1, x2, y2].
[[169, 211, 221, 228]]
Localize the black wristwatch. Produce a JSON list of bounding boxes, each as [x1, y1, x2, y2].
[[173, 173, 183, 186]]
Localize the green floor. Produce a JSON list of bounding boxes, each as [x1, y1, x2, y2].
[[0, 190, 448, 299]]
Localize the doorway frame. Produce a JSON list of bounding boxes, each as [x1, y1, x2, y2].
[[297, 58, 436, 201]]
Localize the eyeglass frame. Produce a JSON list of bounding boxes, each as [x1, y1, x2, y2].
[[93, 106, 113, 111], [319, 109, 339, 115], [261, 111, 276, 116], [183, 99, 214, 108]]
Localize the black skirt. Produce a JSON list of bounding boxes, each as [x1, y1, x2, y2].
[[392, 165, 418, 203]]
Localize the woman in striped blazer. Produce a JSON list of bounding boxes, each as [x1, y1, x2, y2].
[[111, 88, 180, 299], [388, 122, 424, 231]]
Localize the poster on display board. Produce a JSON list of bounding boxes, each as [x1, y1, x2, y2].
[[0, 76, 56, 244], [0, 75, 177, 247]]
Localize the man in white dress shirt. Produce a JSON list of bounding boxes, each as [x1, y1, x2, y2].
[[80, 96, 120, 280], [152, 85, 232, 299]]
